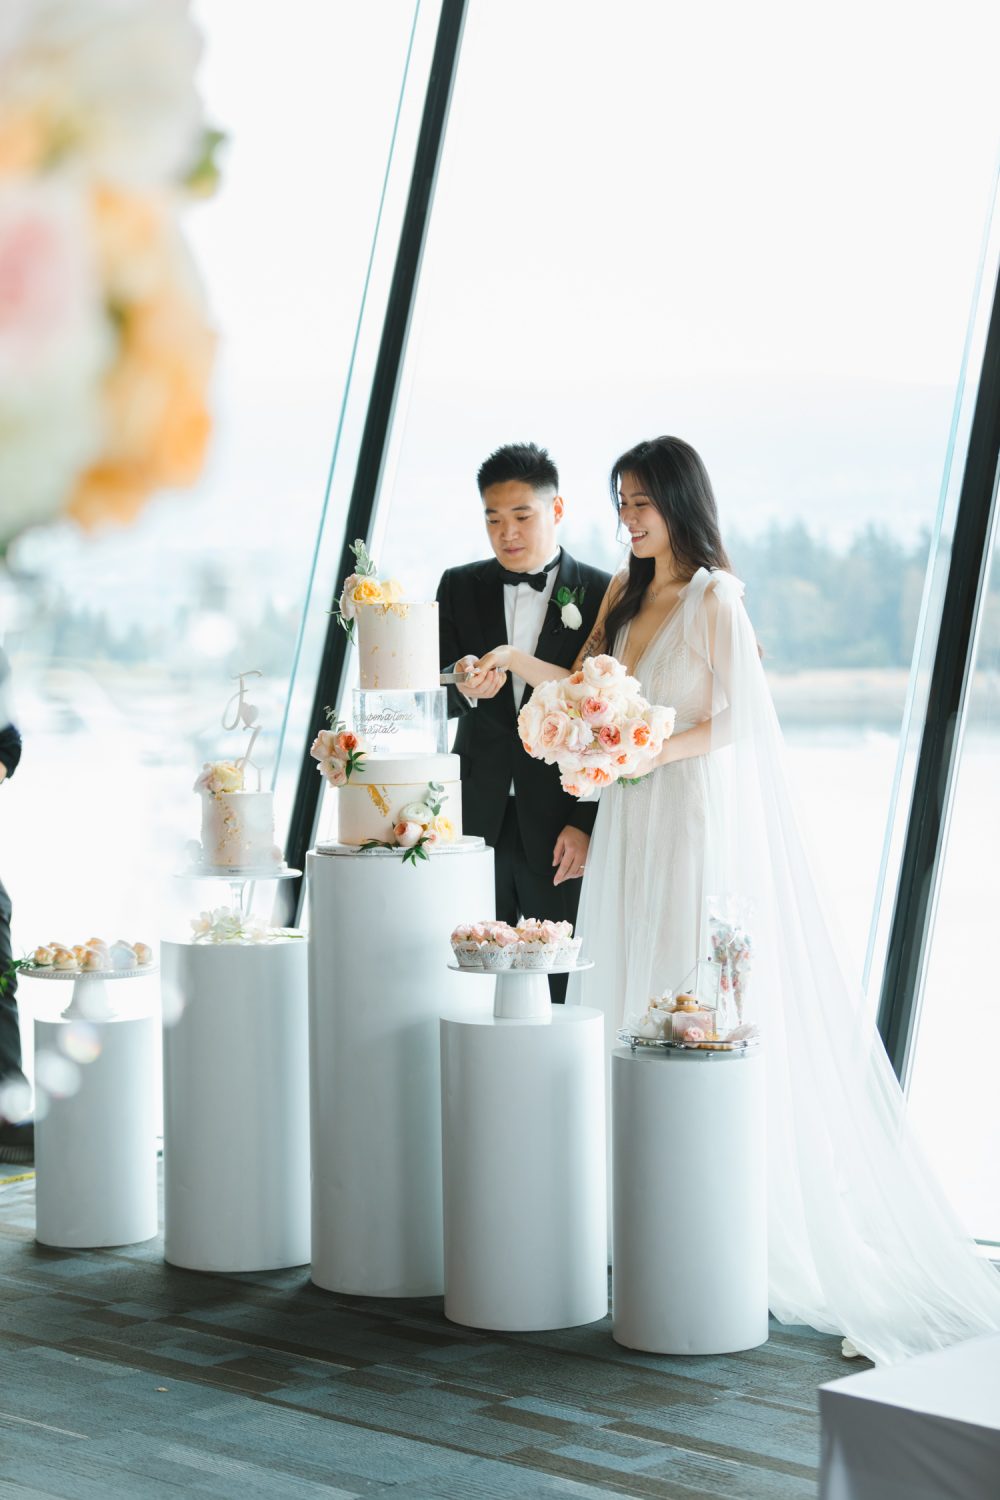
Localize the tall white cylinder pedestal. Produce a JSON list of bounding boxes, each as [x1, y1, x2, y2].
[[441, 1007, 607, 1331], [308, 845, 495, 1296], [612, 1046, 768, 1355], [161, 938, 310, 1272], [35, 1008, 158, 1248]]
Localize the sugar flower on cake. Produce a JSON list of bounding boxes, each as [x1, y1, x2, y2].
[[517, 655, 675, 799], [392, 820, 423, 849], [195, 759, 244, 796], [311, 714, 366, 785], [360, 780, 455, 866], [334, 539, 406, 641]]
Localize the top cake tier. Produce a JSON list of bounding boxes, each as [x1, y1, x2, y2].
[[356, 600, 440, 691]]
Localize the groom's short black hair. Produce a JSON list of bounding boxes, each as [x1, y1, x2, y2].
[[477, 442, 559, 497]]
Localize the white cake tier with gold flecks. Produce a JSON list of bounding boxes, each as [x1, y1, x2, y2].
[[199, 790, 283, 869], [337, 754, 462, 847], [356, 600, 440, 691]]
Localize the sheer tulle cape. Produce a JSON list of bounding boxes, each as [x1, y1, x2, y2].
[[579, 567, 1000, 1366]]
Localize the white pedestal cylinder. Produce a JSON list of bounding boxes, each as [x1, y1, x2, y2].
[[612, 1046, 768, 1354], [441, 1007, 607, 1331], [35, 1010, 158, 1248], [161, 938, 310, 1272], [308, 845, 495, 1296]]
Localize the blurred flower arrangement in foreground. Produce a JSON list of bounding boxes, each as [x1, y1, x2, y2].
[[0, 0, 223, 555]]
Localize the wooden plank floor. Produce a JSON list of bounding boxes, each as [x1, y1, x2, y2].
[[0, 1170, 861, 1499]]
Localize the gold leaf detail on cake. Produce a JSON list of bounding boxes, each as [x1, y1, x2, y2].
[[366, 784, 391, 817]]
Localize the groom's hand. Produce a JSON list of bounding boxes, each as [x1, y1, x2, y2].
[[458, 654, 507, 700], [552, 825, 590, 884]]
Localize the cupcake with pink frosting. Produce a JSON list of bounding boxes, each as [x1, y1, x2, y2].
[[477, 921, 520, 970], [513, 917, 563, 970], [451, 922, 485, 969]]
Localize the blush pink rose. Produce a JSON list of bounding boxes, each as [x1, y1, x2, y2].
[[339, 574, 362, 621], [310, 729, 338, 760], [597, 723, 622, 750], [335, 730, 360, 754], [320, 758, 347, 786], [582, 654, 623, 684], [538, 710, 572, 754], [518, 701, 544, 749], [393, 820, 423, 848], [627, 720, 653, 751], [580, 696, 613, 726], [684, 1025, 706, 1042], [564, 717, 593, 754]]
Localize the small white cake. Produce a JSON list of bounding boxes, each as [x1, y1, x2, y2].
[[338, 753, 461, 846], [356, 601, 440, 691], [199, 789, 282, 869]]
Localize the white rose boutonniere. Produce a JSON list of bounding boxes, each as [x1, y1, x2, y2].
[[553, 585, 586, 631]]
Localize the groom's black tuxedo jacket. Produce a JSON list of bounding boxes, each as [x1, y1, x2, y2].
[[436, 550, 612, 871]]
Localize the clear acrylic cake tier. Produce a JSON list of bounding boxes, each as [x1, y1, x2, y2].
[[353, 687, 447, 754]]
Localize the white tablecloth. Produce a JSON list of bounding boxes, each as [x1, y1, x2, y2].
[[820, 1332, 1000, 1500]]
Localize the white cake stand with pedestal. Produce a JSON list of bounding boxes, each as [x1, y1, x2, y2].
[[440, 959, 608, 1332], [307, 838, 495, 1298], [162, 863, 308, 1273], [25, 966, 159, 1248]]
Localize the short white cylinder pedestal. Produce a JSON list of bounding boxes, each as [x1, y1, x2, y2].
[[441, 1007, 608, 1331], [308, 844, 495, 1297], [35, 1004, 158, 1249], [161, 938, 310, 1272], [612, 1046, 768, 1355]]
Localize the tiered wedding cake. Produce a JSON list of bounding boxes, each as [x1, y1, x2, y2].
[[192, 672, 284, 871], [312, 543, 462, 852]]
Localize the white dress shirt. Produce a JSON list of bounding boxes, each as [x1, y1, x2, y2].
[[498, 550, 561, 795], [504, 549, 561, 710]]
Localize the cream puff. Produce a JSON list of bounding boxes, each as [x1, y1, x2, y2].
[[53, 948, 78, 970], [33, 946, 54, 967], [109, 940, 137, 970], [82, 948, 106, 971], [133, 942, 153, 967]]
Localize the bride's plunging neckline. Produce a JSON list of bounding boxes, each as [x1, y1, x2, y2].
[[620, 577, 693, 678]]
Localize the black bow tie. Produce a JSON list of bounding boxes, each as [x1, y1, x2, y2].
[[495, 555, 560, 591]]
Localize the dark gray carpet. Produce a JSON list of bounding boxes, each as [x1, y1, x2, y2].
[[0, 1171, 860, 1499]]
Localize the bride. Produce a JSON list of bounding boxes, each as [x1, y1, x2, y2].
[[471, 434, 1000, 1366]]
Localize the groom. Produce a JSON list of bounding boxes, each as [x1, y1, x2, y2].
[[436, 443, 611, 1002]]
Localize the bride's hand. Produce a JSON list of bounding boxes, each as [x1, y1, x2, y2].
[[465, 646, 514, 693], [475, 645, 514, 674], [457, 653, 507, 701], [651, 735, 678, 770]]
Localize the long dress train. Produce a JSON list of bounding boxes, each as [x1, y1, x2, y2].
[[569, 565, 1000, 1366]]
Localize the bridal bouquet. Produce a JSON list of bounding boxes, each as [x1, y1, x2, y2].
[[517, 655, 675, 798], [0, 0, 222, 550]]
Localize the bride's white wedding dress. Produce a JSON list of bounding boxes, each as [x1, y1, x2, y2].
[[570, 566, 1000, 1365]]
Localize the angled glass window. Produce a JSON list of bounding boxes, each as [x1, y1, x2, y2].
[[335, 0, 1000, 992]]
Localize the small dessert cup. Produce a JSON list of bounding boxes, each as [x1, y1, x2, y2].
[[513, 942, 558, 970], [453, 940, 482, 969], [561, 936, 583, 966], [480, 944, 516, 972]]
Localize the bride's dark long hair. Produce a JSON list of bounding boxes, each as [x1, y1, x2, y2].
[[601, 436, 731, 653]]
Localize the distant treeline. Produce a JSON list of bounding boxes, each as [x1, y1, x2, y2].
[[29, 523, 1000, 679], [729, 523, 933, 671]]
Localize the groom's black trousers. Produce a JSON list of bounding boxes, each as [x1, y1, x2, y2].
[[493, 798, 583, 1005]]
